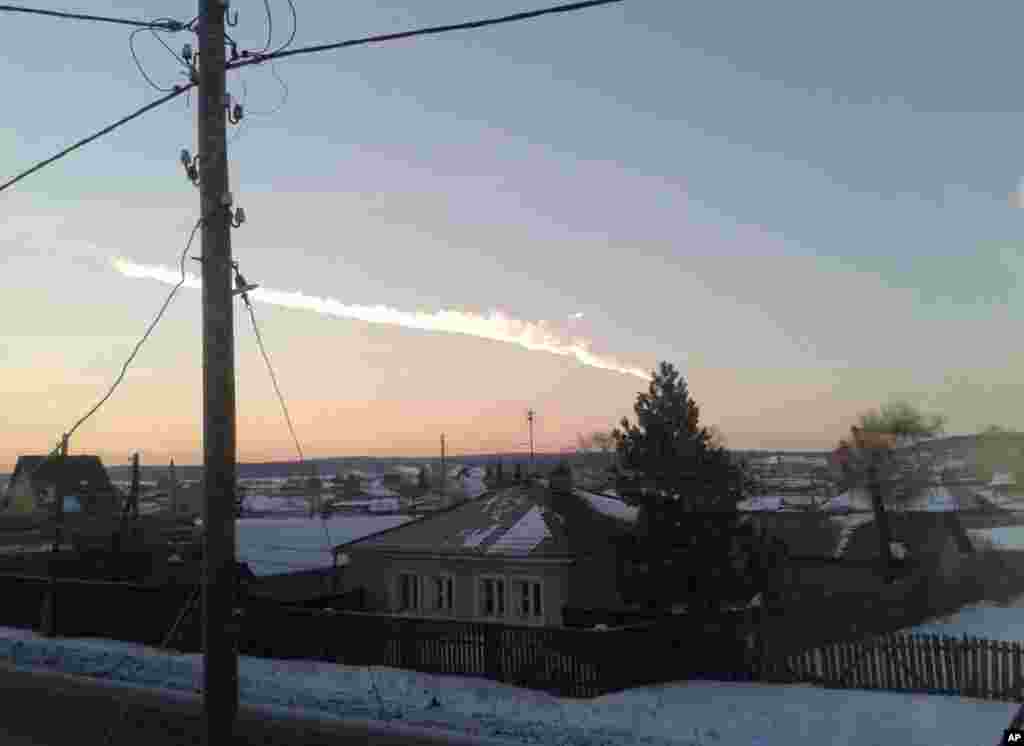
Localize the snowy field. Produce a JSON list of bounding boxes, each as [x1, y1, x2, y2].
[[0, 625, 1016, 746], [236, 515, 414, 576]]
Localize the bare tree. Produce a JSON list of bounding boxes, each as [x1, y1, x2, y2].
[[835, 400, 946, 581]]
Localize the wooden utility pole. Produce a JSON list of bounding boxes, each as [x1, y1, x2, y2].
[[129, 452, 140, 519], [440, 433, 446, 496], [197, 0, 239, 740], [527, 410, 535, 478]]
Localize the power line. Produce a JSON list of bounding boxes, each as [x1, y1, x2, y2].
[[0, 84, 193, 194], [227, 0, 623, 71], [0, 4, 186, 30], [242, 296, 304, 463], [64, 219, 203, 443]]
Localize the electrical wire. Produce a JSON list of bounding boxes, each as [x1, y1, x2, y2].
[[242, 62, 288, 116], [64, 219, 203, 443], [129, 29, 176, 92], [0, 4, 185, 30], [24, 219, 201, 476], [243, 299, 304, 463], [0, 84, 193, 194], [227, 0, 623, 71], [130, 17, 194, 93], [258, 0, 273, 53], [270, 0, 297, 54]]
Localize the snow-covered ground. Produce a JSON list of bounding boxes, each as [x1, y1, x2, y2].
[[906, 598, 1024, 641], [242, 494, 312, 514], [0, 625, 1015, 746], [237, 515, 414, 576]]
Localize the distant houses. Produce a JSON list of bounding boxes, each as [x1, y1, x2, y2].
[[4, 454, 121, 517]]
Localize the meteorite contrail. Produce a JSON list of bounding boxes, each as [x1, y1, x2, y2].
[[112, 256, 650, 380]]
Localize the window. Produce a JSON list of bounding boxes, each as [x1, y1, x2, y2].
[[397, 573, 420, 612], [477, 576, 506, 618], [511, 578, 543, 622], [426, 574, 454, 614]]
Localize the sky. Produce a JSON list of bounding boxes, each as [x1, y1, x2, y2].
[[3, 0, 1024, 471]]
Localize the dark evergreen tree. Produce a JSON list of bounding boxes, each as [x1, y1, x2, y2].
[[611, 361, 753, 612]]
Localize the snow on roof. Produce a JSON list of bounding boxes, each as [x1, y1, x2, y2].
[[237, 515, 414, 576], [485, 506, 552, 555], [0, 625, 1016, 746], [896, 486, 960, 512], [460, 526, 501, 548], [573, 489, 639, 523], [820, 487, 873, 513], [737, 495, 785, 512]]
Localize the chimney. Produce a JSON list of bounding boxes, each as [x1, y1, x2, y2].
[[169, 459, 178, 515]]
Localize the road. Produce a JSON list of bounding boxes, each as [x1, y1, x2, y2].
[[0, 662, 516, 746]]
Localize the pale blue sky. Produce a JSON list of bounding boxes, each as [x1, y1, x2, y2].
[[2, 0, 1021, 469]]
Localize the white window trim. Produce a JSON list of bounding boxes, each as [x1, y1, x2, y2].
[[475, 574, 508, 621], [393, 571, 459, 619], [508, 575, 544, 625], [422, 572, 456, 617], [395, 572, 422, 614]]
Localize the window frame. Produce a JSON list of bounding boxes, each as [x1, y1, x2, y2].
[[423, 572, 456, 616], [475, 574, 508, 620], [395, 571, 422, 613], [509, 575, 544, 624]]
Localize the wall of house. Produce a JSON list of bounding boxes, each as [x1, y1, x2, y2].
[[339, 551, 571, 627]]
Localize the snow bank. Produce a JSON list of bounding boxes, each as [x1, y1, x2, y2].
[[0, 626, 1015, 746], [906, 601, 1024, 641]]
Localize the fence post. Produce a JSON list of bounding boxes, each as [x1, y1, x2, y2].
[[39, 575, 59, 638], [484, 624, 501, 681]]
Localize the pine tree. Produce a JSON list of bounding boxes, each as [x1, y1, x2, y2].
[[514, 463, 523, 482], [612, 361, 752, 611]]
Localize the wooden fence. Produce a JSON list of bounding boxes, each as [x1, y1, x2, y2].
[[762, 632, 1024, 702], [0, 574, 753, 698]]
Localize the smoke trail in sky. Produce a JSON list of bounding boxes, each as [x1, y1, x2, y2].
[[112, 256, 650, 380]]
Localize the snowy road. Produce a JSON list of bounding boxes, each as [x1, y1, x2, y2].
[[0, 626, 1018, 745]]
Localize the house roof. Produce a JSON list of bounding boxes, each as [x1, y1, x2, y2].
[[340, 486, 633, 558], [7, 455, 117, 495]]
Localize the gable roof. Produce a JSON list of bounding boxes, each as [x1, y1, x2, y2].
[[7, 455, 117, 496], [340, 486, 635, 559], [340, 487, 570, 558]]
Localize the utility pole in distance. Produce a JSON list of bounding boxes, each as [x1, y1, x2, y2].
[[441, 433, 446, 497], [197, 0, 239, 741], [527, 410, 535, 478]]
